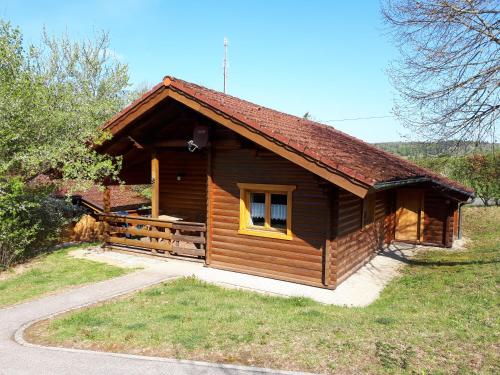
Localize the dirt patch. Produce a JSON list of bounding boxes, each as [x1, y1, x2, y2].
[[0, 258, 44, 281]]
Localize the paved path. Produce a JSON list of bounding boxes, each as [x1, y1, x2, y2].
[[73, 244, 420, 306], [0, 267, 309, 375]]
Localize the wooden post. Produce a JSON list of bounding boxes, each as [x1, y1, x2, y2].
[[205, 143, 213, 265], [151, 151, 160, 218], [102, 185, 111, 248], [150, 152, 160, 254]]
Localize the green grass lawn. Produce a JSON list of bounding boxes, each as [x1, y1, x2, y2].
[[28, 207, 500, 374], [0, 244, 130, 307]]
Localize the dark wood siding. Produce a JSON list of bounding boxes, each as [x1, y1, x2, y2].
[[445, 201, 458, 247], [209, 128, 328, 287], [384, 190, 396, 244], [423, 190, 448, 246], [453, 208, 459, 239], [158, 150, 207, 222], [330, 190, 389, 286]]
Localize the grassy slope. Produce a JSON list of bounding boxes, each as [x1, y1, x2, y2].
[[0, 244, 130, 307], [29, 208, 499, 374]]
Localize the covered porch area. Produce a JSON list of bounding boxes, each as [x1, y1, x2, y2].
[[98, 97, 213, 260]]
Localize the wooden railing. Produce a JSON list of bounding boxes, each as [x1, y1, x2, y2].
[[99, 214, 206, 258]]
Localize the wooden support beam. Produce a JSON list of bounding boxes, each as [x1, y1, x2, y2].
[[149, 140, 188, 148], [108, 236, 172, 252], [151, 151, 160, 218], [206, 144, 213, 265], [127, 136, 145, 149], [109, 226, 173, 240]]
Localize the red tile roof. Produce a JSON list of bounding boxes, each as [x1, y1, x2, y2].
[[77, 185, 150, 212], [57, 182, 150, 212], [31, 176, 150, 212], [104, 76, 473, 197]]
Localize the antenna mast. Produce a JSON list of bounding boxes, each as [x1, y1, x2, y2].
[[223, 37, 228, 93]]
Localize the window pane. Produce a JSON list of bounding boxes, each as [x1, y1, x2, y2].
[[270, 194, 287, 229], [249, 192, 265, 226]]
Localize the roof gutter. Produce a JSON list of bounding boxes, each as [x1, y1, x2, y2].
[[373, 177, 474, 199], [373, 177, 431, 191]]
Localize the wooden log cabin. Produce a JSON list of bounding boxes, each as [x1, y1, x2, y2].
[[97, 76, 474, 289]]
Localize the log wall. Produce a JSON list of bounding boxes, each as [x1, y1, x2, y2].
[[209, 128, 329, 287], [153, 129, 458, 288], [423, 189, 456, 247], [329, 190, 389, 286], [158, 150, 207, 222]]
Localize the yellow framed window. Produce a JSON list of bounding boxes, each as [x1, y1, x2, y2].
[[237, 183, 295, 240]]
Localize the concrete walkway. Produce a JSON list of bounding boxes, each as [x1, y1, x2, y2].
[[72, 244, 419, 306], [0, 266, 311, 375]]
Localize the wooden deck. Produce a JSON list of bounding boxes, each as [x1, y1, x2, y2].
[[100, 213, 207, 259]]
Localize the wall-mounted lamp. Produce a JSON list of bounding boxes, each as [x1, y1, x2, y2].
[[176, 173, 185, 181]]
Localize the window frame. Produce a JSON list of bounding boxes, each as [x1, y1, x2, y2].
[[237, 183, 295, 240]]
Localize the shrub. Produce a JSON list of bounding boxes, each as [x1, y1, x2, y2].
[[0, 177, 77, 269]]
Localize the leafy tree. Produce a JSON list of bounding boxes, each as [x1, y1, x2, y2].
[[0, 20, 130, 266], [0, 20, 128, 184], [382, 0, 499, 144], [450, 153, 500, 205]]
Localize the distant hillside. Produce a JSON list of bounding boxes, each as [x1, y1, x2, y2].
[[373, 141, 497, 159]]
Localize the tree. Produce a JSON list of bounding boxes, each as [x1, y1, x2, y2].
[[0, 20, 129, 185], [450, 153, 500, 205], [382, 0, 499, 144], [0, 20, 130, 266]]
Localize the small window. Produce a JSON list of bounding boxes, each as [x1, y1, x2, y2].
[[237, 183, 295, 240], [249, 192, 266, 226], [270, 194, 287, 229]]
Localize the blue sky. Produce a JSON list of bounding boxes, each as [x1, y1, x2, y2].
[[0, 0, 408, 142]]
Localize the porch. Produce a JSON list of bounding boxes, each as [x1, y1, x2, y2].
[[99, 105, 211, 259], [99, 149, 208, 259], [100, 213, 207, 259]]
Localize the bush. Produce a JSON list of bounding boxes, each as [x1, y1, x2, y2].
[[414, 152, 500, 205], [0, 178, 77, 269], [450, 153, 500, 205]]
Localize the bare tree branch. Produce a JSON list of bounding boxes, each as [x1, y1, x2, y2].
[[382, 0, 499, 145]]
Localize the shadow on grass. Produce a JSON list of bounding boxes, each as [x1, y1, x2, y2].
[[377, 244, 499, 267]]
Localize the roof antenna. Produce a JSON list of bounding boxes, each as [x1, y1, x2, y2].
[[223, 37, 228, 93]]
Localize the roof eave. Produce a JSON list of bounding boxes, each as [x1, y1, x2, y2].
[[373, 177, 474, 200]]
